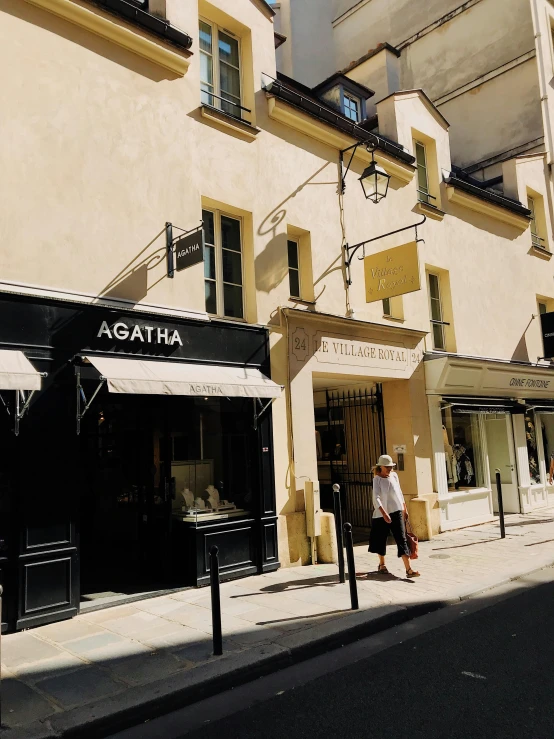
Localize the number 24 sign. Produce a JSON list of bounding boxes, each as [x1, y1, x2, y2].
[[291, 328, 310, 361]]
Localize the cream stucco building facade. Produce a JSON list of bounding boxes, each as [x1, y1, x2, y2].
[[273, 0, 554, 532], [1, 0, 554, 630]]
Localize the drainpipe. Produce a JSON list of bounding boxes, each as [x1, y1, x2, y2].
[[530, 0, 554, 163]]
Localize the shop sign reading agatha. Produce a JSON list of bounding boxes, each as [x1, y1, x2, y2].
[[97, 321, 183, 346], [364, 241, 421, 303]]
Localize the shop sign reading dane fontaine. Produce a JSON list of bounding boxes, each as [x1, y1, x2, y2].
[[364, 241, 420, 303]]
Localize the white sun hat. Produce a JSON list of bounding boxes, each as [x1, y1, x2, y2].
[[376, 454, 396, 467]]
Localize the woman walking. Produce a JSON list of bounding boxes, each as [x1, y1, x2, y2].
[[368, 454, 420, 577]]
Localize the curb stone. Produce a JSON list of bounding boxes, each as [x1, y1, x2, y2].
[[2, 558, 554, 739]]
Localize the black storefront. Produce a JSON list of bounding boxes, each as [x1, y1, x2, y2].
[[0, 294, 280, 633]]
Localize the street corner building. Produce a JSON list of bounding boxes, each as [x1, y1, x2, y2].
[[2, 0, 554, 632]]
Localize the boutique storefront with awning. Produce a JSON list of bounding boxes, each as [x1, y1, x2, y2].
[[426, 353, 554, 531], [0, 293, 281, 633]]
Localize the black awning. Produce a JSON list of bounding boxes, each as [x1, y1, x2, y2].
[[441, 396, 522, 414]]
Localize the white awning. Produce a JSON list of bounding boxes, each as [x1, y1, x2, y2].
[[425, 354, 554, 399], [0, 350, 42, 391], [84, 355, 282, 398]]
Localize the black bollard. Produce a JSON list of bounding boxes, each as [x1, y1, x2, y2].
[[495, 470, 506, 539], [209, 546, 223, 656], [332, 484, 345, 583], [343, 523, 359, 610]]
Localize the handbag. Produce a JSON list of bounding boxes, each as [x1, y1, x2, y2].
[[405, 516, 419, 560]]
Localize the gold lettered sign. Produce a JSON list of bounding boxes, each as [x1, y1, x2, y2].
[[364, 241, 420, 303]]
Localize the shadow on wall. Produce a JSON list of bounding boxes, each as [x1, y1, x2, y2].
[[255, 162, 340, 294], [186, 106, 259, 144], [255, 232, 289, 294], [257, 162, 336, 238], [511, 313, 542, 362], [445, 200, 527, 240], [512, 332, 530, 362], [1, 0, 181, 82], [97, 227, 167, 305]]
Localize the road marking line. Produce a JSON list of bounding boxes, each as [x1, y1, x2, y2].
[[462, 671, 487, 680]]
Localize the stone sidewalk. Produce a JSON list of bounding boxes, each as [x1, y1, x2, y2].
[[2, 509, 554, 738]]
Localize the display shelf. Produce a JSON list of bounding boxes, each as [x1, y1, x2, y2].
[[172, 509, 249, 523]]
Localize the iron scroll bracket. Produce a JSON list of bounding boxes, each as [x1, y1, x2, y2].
[[343, 214, 426, 286], [339, 139, 377, 195], [166, 221, 203, 279], [76, 366, 106, 435]]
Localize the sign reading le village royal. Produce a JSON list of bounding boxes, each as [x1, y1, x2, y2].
[[364, 241, 421, 303], [315, 335, 412, 369]]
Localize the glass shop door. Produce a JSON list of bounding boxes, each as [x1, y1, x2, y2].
[[79, 393, 158, 603], [484, 414, 520, 514]]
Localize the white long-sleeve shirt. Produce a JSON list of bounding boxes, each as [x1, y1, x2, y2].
[[372, 472, 405, 518]]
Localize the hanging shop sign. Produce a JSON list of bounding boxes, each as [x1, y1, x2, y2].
[[540, 310, 554, 359], [166, 222, 204, 278], [175, 230, 204, 272], [364, 241, 420, 303]]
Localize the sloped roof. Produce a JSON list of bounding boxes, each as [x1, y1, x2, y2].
[[251, 0, 276, 19]]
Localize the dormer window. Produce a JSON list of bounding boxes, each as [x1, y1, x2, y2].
[[343, 93, 360, 123], [311, 73, 374, 125]]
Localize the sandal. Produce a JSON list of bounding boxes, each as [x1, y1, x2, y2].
[[378, 564, 389, 574], [406, 569, 420, 578]]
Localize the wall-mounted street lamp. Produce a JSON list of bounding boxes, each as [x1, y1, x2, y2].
[[340, 142, 391, 204], [359, 154, 390, 203]]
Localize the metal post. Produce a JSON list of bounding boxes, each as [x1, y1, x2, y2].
[[343, 523, 359, 610], [166, 222, 175, 279], [332, 484, 345, 583], [495, 470, 506, 539], [0, 584, 3, 728], [14, 390, 20, 437], [210, 546, 223, 656]]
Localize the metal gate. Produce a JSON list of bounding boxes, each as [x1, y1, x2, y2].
[[326, 386, 386, 528]]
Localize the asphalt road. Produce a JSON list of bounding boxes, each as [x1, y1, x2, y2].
[[112, 570, 554, 739]]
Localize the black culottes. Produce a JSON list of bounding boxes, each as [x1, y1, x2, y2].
[[368, 510, 410, 558]]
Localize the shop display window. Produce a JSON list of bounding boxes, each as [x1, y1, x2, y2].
[[524, 411, 541, 485], [441, 408, 485, 491], [168, 397, 254, 522], [82, 395, 255, 527], [536, 413, 554, 484]]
